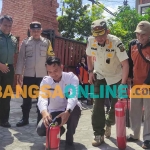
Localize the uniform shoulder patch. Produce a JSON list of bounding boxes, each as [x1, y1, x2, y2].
[[23, 37, 29, 42], [117, 43, 125, 52], [11, 36, 17, 43], [47, 40, 55, 56]]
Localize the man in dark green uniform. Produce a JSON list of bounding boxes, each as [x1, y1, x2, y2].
[[0, 15, 18, 128]]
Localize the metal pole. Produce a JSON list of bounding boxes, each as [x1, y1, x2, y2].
[[62, 1, 65, 16], [123, 0, 128, 6], [88, 0, 116, 16]]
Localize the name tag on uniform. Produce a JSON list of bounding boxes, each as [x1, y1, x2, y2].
[[107, 53, 113, 58]]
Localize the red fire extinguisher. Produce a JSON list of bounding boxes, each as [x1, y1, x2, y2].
[[115, 100, 126, 150], [45, 121, 60, 150]]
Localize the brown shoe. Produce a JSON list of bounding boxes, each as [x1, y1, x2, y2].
[[92, 135, 104, 147], [105, 125, 111, 138]]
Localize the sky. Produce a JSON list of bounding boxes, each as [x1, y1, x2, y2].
[[0, 0, 136, 18], [57, 0, 136, 18]]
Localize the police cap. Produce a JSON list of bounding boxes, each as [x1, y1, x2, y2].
[[30, 21, 42, 30]]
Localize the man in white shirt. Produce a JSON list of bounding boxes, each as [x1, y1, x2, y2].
[[37, 56, 81, 149]]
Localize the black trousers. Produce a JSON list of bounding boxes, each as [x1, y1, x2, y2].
[[21, 77, 43, 122], [36, 105, 81, 143], [0, 65, 14, 123]]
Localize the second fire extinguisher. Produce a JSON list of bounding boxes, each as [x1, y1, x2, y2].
[[115, 100, 126, 150], [45, 118, 60, 150]]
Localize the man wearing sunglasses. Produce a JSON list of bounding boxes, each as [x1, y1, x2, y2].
[[86, 19, 129, 147]]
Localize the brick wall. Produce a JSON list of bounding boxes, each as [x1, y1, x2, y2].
[[32, 0, 59, 36], [142, 0, 150, 4], [1, 0, 59, 44], [1, 0, 59, 91]]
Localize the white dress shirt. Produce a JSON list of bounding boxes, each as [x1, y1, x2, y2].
[[37, 72, 81, 113]]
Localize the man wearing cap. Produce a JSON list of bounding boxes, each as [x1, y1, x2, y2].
[[15, 21, 55, 127], [0, 15, 18, 128], [127, 21, 150, 149], [86, 19, 129, 146]]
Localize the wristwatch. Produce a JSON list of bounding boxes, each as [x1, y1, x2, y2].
[[88, 70, 93, 74], [67, 109, 72, 114]]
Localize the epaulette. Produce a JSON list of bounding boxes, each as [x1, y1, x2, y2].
[[11, 35, 17, 42], [23, 37, 29, 41]]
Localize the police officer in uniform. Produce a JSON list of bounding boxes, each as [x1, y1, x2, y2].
[[0, 15, 18, 128], [86, 19, 129, 146], [15, 21, 55, 127]]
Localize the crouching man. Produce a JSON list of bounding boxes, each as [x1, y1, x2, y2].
[[37, 56, 81, 150]]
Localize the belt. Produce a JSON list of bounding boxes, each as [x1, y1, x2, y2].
[[5, 63, 13, 66]]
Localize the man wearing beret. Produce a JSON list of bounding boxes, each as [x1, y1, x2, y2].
[[15, 21, 55, 127], [86, 19, 129, 146]]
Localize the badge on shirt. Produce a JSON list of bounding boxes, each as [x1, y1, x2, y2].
[[91, 51, 96, 56], [108, 41, 112, 49], [117, 43, 125, 52], [91, 40, 98, 50], [107, 53, 113, 58]]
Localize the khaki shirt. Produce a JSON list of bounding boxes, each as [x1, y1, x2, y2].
[[0, 30, 18, 64], [86, 34, 128, 85], [16, 36, 55, 77]]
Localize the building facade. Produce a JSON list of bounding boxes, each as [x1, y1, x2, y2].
[[1, 0, 59, 44], [136, 0, 150, 14]]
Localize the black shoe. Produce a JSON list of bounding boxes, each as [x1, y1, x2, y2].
[[66, 141, 73, 146], [16, 119, 29, 127], [127, 136, 138, 142], [60, 126, 65, 137], [142, 140, 150, 149], [0, 122, 11, 128], [65, 142, 75, 150]]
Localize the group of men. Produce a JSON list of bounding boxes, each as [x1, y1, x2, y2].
[[0, 14, 150, 149]]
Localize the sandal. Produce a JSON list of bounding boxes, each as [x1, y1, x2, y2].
[[142, 140, 150, 149]]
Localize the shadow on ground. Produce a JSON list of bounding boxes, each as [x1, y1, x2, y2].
[[0, 127, 14, 150], [108, 137, 137, 150]]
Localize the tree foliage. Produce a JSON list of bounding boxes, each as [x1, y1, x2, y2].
[[108, 6, 150, 49], [58, 1, 150, 46], [57, 0, 104, 42]]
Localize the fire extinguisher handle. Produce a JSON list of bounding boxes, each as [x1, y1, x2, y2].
[[49, 117, 61, 127]]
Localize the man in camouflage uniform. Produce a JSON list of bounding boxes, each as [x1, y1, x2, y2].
[[15, 21, 55, 127]]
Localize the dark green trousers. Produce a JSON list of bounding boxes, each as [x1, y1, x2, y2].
[[0, 65, 14, 123], [92, 78, 121, 136]]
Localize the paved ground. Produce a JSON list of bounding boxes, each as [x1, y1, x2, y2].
[[0, 97, 147, 150]]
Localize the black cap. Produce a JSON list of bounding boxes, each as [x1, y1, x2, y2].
[[30, 22, 41, 29]]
